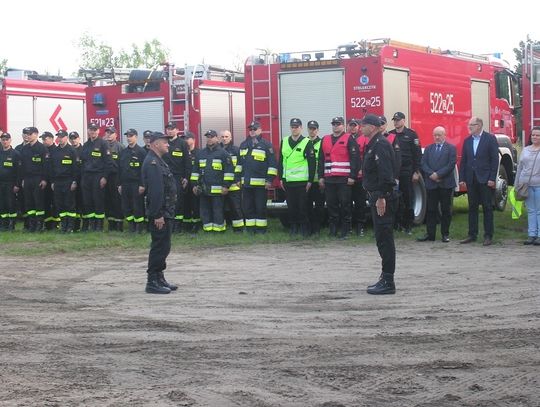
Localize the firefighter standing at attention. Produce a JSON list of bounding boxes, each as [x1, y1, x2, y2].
[[221, 129, 244, 232], [104, 127, 125, 231], [0, 133, 22, 231], [361, 114, 398, 295], [237, 121, 278, 234]]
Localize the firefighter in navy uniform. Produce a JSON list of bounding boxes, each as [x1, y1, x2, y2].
[[15, 132, 29, 230], [361, 114, 398, 295], [278, 118, 316, 237], [380, 116, 402, 182], [183, 131, 201, 233], [80, 123, 112, 232], [69, 131, 84, 231], [41, 131, 59, 230], [388, 111, 421, 234], [306, 120, 325, 235], [163, 121, 190, 233], [0, 133, 22, 231], [221, 129, 244, 232], [142, 131, 177, 294], [104, 127, 125, 231], [318, 116, 359, 238], [118, 129, 147, 233], [143, 130, 152, 154], [50, 130, 78, 233], [20, 127, 48, 232], [348, 118, 369, 236], [191, 130, 234, 232], [238, 121, 278, 234]]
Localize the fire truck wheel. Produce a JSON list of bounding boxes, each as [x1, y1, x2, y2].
[[412, 174, 427, 225], [494, 165, 508, 212]]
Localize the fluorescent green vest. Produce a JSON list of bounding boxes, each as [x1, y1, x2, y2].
[[282, 136, 309, 182]]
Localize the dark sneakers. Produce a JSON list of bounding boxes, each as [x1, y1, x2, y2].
[[145, 279, 171, 294], [367, 274, 396, 295], [524, 237, 537, 245], [460, 236, 477, 244]]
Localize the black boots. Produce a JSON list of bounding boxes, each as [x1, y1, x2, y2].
[[128, 221, 137, 233], [173, 220, 183, 234], [146, 272, 177, 294], [158, 271, 178, 291], [328, 223, 337, 237], [367, 273, 396, 295]]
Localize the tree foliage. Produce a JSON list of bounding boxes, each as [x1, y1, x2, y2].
[[77, 33, 169, 70], [0, 58, 8, 77]]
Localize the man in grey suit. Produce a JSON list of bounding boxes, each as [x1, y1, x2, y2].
[[418, 126, 457, 242], [458, 117, 499, 246]]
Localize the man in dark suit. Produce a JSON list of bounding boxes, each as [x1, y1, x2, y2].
[[418, 126, 457, 242], [459, 117, 499, 246]]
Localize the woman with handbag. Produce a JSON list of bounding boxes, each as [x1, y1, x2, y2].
[[515, 126, 540, 245]]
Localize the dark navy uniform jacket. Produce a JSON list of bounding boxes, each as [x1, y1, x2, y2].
[[362, 132, 397, 202], [142, 150, 177, 219]]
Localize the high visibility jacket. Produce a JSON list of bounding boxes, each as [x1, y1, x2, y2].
[[322, 133, 352, 178], [237, 135, 277, 188], [190, 146, 234, 195], [281, 136, 310, 182], [312, 137, 321, 182]]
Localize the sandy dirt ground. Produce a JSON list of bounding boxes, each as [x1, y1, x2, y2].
[[0, 238, 538, 407]]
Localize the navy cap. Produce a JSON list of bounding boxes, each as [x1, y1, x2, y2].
[[392, 112, 406, 120], [379, 115, 387, 125], [40, 131, 54, 139], [23, 126, 39, 135], [0, 132, 11, 139], [87, 123, 99, 130], [204, 130, 218, 138], [149, 131, 170, 143], [143, 130, 153, 138], [307, 120, 319, 129], [69, 131, 80, 139], [290, 118, 302, 126], [248, 121, 261, 130], [165, 121, 177, 129], [331, 116, 344, 124], [348, 118, 360, 126], [55, 129, 68, 137], [184, 131, 195, 139], [105, 126, 117, 133], [361, 114, 381, 127], [124, 128, 138, 136]]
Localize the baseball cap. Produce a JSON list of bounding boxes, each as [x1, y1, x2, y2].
[[56, 129, 68, 137], [0, 132, 11, 139], [124, 128, 138, 136], [290, 118, 302, 127], [307, 120, 319, 129], [69, 131, 80, 139], [348, 118, 360, 126], [248, 121, 261, 130], [165, 121, 177, 129], [22, 126, 39, 135], [379, 115, 387, 125], [204, 130, 218, 138], [392, 112, 406, 120], [105, 126, 117, 133], [149, 131, 171, 143], [331, 116, 344, 125], [143, 130, 153, 138], [87, 123, 99, 130], [40, 131, 54, 139], [361, 114, 381, 127], [184, 131, 195, 139]]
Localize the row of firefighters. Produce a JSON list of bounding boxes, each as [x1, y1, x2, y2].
[[0, 111, 419, 235]]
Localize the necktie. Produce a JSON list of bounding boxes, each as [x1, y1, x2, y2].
[[436, 144, 441, 154]]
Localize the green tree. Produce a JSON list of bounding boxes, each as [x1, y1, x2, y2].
[[0, 58, 8, 77]]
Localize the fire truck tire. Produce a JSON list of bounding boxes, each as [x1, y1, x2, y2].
[[412, 174, 427, 225], [494, 165, 508, 212]]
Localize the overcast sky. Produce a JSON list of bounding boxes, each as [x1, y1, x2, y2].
[[2, 0, 538, 76]]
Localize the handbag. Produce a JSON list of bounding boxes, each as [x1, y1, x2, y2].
[[515, 150, 540, 201]]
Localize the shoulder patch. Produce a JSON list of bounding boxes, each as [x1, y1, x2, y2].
[[151, 159, 157, 165]]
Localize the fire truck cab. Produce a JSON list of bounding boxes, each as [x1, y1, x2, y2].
[[245, 38, 519, 224]]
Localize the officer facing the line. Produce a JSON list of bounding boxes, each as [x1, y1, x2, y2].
[[361, 114, 398, 295], [142, 131, 178, 294]]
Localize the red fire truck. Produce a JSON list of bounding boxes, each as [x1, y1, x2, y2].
[[0, 76, 86, 145], [245, 39, 520, 224], [85, 64, 245, 147], [522, 41, 540, 140]]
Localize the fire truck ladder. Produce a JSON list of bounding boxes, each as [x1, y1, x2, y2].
[[168, 63, 188, 134], [526, 42, 540, 131], [250, 55, 273, 139]]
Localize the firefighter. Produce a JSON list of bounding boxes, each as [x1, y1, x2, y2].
[[143, 130, 152, 154], [221, 129, 244, 232], [380, 116, 402, 183], [15, 131, 29, 230], [40, 131, 59, 230], [278, 118, 316, 237], [0, 133, 22, 231], [69, 131, 84, 231], [348, 118, 369, 236], [50, 130, 78, 233], [318, 116, 359, 238], [163, 121, 190, 233], [190, 130, 234, 232], [361, 114, 398, 295], [183, 131, 201, 233], [80, 123, 112, 232], [238, 121, 278, 234], [20, 127, 48, 232], [306, 120, 325, 235], [104, 127, 125, 231], [388, 111, 421, 234], [118, 129, 147, 233], [142, 131, 177, 294]]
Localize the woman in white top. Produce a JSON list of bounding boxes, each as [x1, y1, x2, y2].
[[515, 126, 540, 245]]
